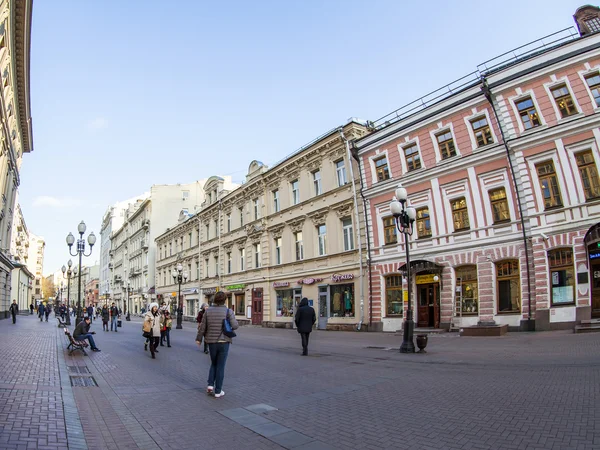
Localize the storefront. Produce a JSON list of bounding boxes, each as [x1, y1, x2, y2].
[[181, 288, 199, 318], [225, 284, 247, 318], [202, 287, 218, 306]]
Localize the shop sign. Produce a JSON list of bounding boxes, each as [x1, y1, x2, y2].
[[297, 278, 323, 285], [331, 273, 354, 283], [403, 291, 408, 302], [171, 292, 177, 297], [203, 287, 219, 295], [273, 281, 290, 288], [590, 251, 600, 260], [226, 284, 245, 291], [416, 274, 439, 284]]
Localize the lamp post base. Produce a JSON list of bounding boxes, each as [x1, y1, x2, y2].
[[399, 318, 416, 353], [176, 308, 183, 329]]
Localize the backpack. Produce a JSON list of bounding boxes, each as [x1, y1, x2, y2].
[[196, 310, 204, 323]]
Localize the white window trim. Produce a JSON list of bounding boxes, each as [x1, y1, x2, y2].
[[543, 77, 582, 122], [397, 136, 425, 174], [508, 90, 546, 134], [317, 225, 327, 256], [463, 108, 498, 151], [526, 150, 566, 213], [577, 65, 600, 112], [368, 149, 393, 184], [376, 206, 398, 247], [272, 190, 280, 213], [334, 158, 347, 187], [408, 193, 436, 238], [342, 217, 355, 251], [441, 182, 473, 233], [565, 138, 600, 204], [477, 173, 516, 227], [312, 170, 322, 196], [291, 180, 300, 205], [429, 122, 461, 164]]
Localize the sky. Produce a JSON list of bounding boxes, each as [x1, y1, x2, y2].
[[19, 0, 583, 275]]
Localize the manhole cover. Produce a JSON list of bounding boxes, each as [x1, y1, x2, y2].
[[67, 366, 90, 374], [69, 376, 97, 387]]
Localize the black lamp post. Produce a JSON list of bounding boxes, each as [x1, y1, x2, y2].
[[124, 280, 132, 321], [172, 263, 188, 329], [66, 221, 96, 325], [64, 261, 74, 325], [390, 184, 417, 354]]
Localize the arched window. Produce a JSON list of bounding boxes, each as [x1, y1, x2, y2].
[[385, 275, 403, 317], [455, 265, 478, 314], [496, 260, 520, 313], [548, 249, 575, 306]]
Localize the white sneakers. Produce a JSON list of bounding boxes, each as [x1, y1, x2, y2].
[[214, 390, 225, 398], [206, 386, 214, 394]]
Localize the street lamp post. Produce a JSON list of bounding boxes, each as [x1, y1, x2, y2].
[[66, 221, 96, 325], [390, 184, 417, 354], [64, 261, 74, 325], [125, 280, 132, 321], [171, 263, 188, 329]]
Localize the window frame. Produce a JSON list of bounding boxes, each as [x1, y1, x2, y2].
[[575, 149, 600, 201], [383, 216, 397, 245], [509, 92, 545, 133], [496, 260, 521, 314], [239, 248, 245, 271], [272, 189, 280, 213], [450, 197, 470, 232], [581, 69, 600, 109], [312, 170, 322, 196], [295, 231, 304, 261], [455, 265, 479, 315], [291, 180, 300, 205], [227, 252, 232, 274], [402, 143, 422, 171], [385, 275, 403, 317], [317, 224, 327, 256], [373, 155, 390, 182], [342, 218, 354, 251], [415, 207, 432, 239], [335, 159, 347, 186], [470, 116, 494, 147], [535, 160, 563, 210], [488, 187, 511, 224], [254, 243, 261, 268], [275, 237, 282, 265], [548, 248, 575, 307], [253, 198, 260, 221], [549, 83, 579, 119], [435, 129, 457, 160]]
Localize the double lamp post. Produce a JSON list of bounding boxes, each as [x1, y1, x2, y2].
[[390, 184, 417, 354], [66, 221, 96, 325], [61, 260, 76, 325], [172, 263, 188, 329]]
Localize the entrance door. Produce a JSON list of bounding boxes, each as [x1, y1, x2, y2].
[[318, 286, 329, 329], [417, 285, 429, 327], [417, 284, 440, 327], [592, 262, 600, 318], [251, 288, 263, 325]]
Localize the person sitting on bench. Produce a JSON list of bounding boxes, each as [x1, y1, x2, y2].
[[73, 317, 101, 352]]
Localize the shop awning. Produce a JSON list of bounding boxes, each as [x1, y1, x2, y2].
[[397, 260, 444, 275]]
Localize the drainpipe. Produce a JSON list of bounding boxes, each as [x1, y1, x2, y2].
[[340, 129, 365, 331], [481, 77, 533, 327]]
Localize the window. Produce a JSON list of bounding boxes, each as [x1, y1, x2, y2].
[[169, 243, 172, 256], [204, 259, 209, 278], [496, 260, 520, 313], [295, 232, 304, 261], [240, 248, 245, 271], [291, 180, 300, 205], [159, 246, 162, 259], [205, 224, 210, 240], [235, 293, 245, 316], [436, 130, 457, 159], [275, 289, 296, 317], [227, 214, 231, 232], [403, 144, 421, 171], [214, 256, 219, 276], [188, 264, 192, 279], [489, 188, 510, 223], [227, 252, 232, 274], [456, 266, 478, 314], [196, 261, 200, 280], [451, 197, 470, 231], [374, 156, 390, 181], [182, 190, 189, 200], [253, 198, 260, 220], [585, 73, 600, 107], [385, 275, 403, 317], [189, 232, 192, 248], [239, 207, 244, 227], [214, 219, 219, 237], [416, 208, 432, 238], [516, 97, 541, 130], [470, 117, 494, 147], [335, 159, 347, 186], [275, 237, 282, 265], [536, 161, 563, 209], [254, 243, 261, 268], [342, 218, 354, 251], [313, 170, 322, 196], [551, 85, 577, 118], [576, 150, 600, 200], [163, 272, 167, 286], [330, 284, 354, 317], [317, 225, 327, 256], [548, 249, 575, 306], [273, 190, 280, 213], [383, 217, 397, 245], [586, 16, 600, 32], [196, 228, 200, 245]]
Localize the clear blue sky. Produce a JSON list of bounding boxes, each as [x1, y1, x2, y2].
[[20, 0, 582, 275]]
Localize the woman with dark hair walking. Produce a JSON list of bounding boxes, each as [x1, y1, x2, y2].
[[197, 292, 238, 398], [144, 303, 164, 359]]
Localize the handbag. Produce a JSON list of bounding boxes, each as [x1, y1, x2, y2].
[[142, 319, 152, 338], [222, 309, 237, 338]]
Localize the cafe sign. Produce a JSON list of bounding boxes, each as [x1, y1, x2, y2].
[[273, 281, 290, 288], [226, 284, 245, 291], [297, 278, 323, 285], [416, 274, 439, 285], [202, 287, 219, 295], [331, 273, 354, 283]]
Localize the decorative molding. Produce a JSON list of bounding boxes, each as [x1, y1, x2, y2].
[[268, 224, 285, 239], [306, 159, 320, 173], [234, 237, 247, 249], [332, 200, 354, 219], [288, 216, 306, 233], [308, 208, 328, 226]]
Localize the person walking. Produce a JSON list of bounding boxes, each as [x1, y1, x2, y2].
[[9, 299, 18, 324], [73, 316, 101, 352], [195, 303, 209, 354], [160, 311, 172, 347], [101, 305, 109, 331], [110, 302, 119, 332], [87, 304, 94, 323], [29, 303, 34, 315], [38, 303, 45, 322], [197, 291, 239, 398], [44, 304, 52, 322], [294, 297, 316, 356], [144, 303, 163, 359], [59, 304, 66, 320]]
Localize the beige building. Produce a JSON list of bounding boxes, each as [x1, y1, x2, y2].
[[190, 120, 369, 330], [26, 232, 44, 304]]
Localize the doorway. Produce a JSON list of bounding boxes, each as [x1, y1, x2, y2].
[[592, 261, 600, 318], [318, 286, 329, 329], [251, 288, 263, 325], [417, 283, 440, 328]]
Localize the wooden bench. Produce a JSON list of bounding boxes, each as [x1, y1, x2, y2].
[[64, 327, 89, 356], [56, 316, 67, 328]]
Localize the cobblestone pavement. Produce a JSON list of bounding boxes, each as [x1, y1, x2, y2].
[[1, 314, 599, 449]]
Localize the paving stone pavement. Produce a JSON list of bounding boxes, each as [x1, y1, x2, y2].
[[1, 314, 599, 449]]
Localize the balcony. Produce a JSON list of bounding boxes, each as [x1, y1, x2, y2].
[[131, 267, 142, 276], [143, 219, 150, 229]]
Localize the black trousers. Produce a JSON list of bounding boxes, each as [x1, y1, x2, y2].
[[11, 313, 16, 324], [300, 332, 310, 354], [149, 337, 160, 355]]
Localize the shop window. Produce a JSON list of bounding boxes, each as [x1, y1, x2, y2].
[[470, 116, 493, 147], [496, 260, 520, 313], [489, 188, 510, 223], [451, 197, 470, 231], [330, 284, 354, 317], [276, 288, 300, 317], [383, 216, 397, 245], [385, 275, 403, 317], [235, 293, 245, 315], [549, 249, 575, 306], [585, 73, 600, 107], [516, 97, 541, 130], [550, 85, 578, 118], [403, 144, 421, 171], [455, 265, 478, 314], [416, 207, 432, 238], [374, 156, 390, 181], [536, 161, 563, 209], [575, 150, 600, 200], [436, 130, 456, 159]]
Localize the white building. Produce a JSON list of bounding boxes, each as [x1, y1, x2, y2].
[[26, 232, 44, 304]]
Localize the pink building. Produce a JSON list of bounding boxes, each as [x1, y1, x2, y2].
[[353, 6, 600, 332]]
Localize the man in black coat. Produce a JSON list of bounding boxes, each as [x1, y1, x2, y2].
[[29, 303, 34, 315], [38, 303, 45, 322], [73, 317, 101, 352], [9, 300, 18, 324], [294, 297, 316, 356], [86, 304, 94, 323]]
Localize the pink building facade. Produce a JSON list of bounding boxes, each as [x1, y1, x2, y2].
[[354, 13, 600, 332]]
